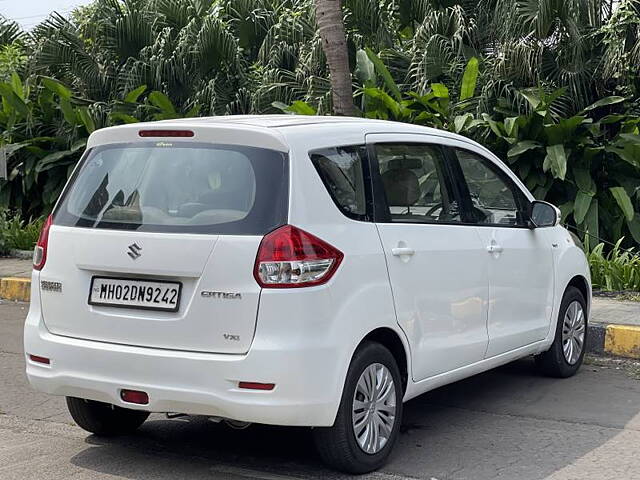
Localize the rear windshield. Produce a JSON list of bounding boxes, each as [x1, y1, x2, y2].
[[54, 142, 288, 235]]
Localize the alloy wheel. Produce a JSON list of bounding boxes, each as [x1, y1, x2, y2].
[[351, 363, 397, 454], [561, 300, 585, 365]]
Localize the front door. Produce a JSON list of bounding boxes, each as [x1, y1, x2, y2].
[[451, 147, 555, 357], [367, 134, 489, 382]]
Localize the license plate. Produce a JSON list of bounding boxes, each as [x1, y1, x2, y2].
[[89, 277, 182, 312]]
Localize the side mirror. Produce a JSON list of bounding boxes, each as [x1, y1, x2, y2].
[[529, 200, 560, 228]]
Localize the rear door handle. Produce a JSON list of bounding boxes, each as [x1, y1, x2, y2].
[[486, 244, 504, 254], [392, 247, 415, 256]]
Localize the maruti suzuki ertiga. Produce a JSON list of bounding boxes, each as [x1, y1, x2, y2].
[[25, 116, 590, 473]]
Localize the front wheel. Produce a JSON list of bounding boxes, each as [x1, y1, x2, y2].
[[535, 286, 587, 378], [312, 341, 403, 474], [66, 397, 149, 436]]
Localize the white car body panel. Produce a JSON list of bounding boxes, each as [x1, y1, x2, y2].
[[40, 226, 263, 354], [25, 115, 591, 427], [475, 226, 555, 357], [376, 221, 490, 381]]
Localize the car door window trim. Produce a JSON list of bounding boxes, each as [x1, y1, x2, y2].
[[444, 146, 532, 229], [367, 141, 466, 225]]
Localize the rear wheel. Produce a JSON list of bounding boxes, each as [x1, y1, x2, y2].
[[312, 342, 403, 474], [535, 286, 587, 378], [66, 397, 149, 436]]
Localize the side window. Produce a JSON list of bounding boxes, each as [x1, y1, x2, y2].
[[310, 145, 368, 220], [454, 148, 527, 227], [374, 143, 462, 224]]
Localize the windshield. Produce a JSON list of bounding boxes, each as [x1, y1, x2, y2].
[[54, 142, 288, 235]]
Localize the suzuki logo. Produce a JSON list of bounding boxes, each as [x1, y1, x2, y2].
[[127, 243, 142, 260]]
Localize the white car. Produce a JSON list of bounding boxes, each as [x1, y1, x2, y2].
[[25, 116, 590, 473]]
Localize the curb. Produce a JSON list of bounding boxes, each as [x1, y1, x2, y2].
[[0, 277, 637, 359], [587, 323, 640, 360], [604, 325, 640, 359], [0, 277, 31, 302]]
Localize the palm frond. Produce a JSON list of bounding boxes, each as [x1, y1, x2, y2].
[[407, 5, 477, 92], [0, 16, 23, 46], [32, 13, 111, 100], [344, 0, 396, 48]]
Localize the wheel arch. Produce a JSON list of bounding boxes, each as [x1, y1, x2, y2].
[[566, 274, 591, 313], [357, 327, 409, 395]]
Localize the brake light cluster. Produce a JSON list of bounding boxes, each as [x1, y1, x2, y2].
[[33, 215, 53, 271], [254, 225, 343, 288], [138, 130, 194, 138]]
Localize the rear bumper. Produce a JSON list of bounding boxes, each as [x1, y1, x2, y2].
[[24, 307, 343, 427]]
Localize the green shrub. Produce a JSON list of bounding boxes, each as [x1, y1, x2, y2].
[[588, 239, 640, 292], [0, 210, 43, 252]]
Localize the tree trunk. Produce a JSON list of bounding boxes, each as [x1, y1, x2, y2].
[[314, 0, 356, 116]]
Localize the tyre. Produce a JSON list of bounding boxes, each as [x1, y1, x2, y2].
[[312, 341, 403, 474], [66, 397, 149, 436], [535, 286, 587, 378]]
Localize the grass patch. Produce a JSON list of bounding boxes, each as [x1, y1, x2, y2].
[[616, 293, 640, 302], [584, 355, 640, 380], [587, 239, 640, 292]]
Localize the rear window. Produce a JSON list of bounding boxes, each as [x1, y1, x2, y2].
[[54, 142, 288, 235]]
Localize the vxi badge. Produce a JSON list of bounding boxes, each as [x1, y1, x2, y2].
[[201, 291, 242, 299]]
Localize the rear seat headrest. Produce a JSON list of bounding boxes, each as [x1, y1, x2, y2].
[[381, 169, 420, 207]]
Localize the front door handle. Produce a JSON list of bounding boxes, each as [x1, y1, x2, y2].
[[392, 247, 415, 257], [486, 244, 504, 254]]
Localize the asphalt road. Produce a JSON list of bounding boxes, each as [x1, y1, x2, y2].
[[1, 302, 640, 480]]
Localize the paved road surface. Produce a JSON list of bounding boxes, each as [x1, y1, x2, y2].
[[1, 302, 639, 480]]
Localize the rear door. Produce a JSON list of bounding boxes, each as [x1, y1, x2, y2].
[[450, 147, 555, 357], [367, 134, 489, 381], [39, 140, 288, 354]]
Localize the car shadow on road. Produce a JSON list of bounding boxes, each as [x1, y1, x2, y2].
[[69, 358, 640, 480]]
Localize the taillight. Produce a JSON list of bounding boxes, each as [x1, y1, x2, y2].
[[254, 225, 343, 288], [33, 215, 53, 271]]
